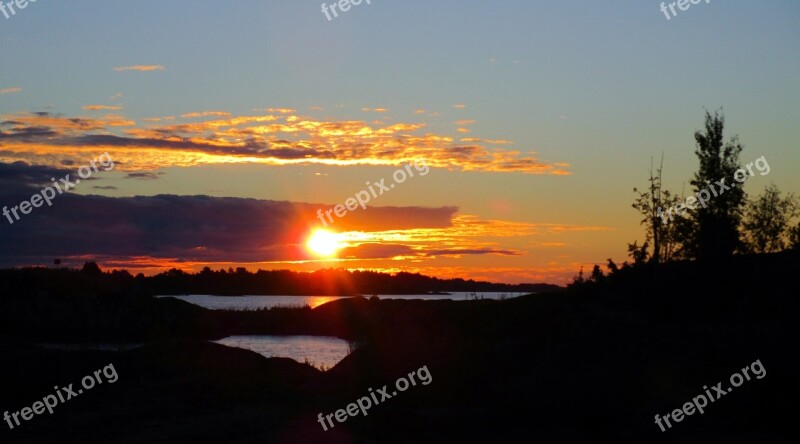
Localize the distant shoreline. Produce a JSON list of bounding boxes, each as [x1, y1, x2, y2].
[[153, 291, 541, 298]]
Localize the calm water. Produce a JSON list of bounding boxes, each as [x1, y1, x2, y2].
[[35, 337, 351, 370], [157, 292, 526, 310], [212, 335, 351, 370], [157, 293, 526, 370]]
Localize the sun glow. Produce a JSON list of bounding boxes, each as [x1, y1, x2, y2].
[[306, 229, 343, 257]]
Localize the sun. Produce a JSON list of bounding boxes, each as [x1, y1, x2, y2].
[[306, 229, 342, 257]]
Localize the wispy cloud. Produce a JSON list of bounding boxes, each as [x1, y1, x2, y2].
[[83, 105, 124, 111], [0, 109, 571, 175], [180, 111, 232, 119], [125, 172, 163, 180], [113, 65, 165, 72], [0, 87, 22, 95], [253, 108, 296, 114], [461, 138, 514, 145]]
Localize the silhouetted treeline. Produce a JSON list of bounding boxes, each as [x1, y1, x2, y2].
[[0, 263, 561, 298], [138, 266, 559, 295]]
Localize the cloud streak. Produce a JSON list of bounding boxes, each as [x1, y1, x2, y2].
[[181, 111, 232, 119], [83, 105, 124, 111], [0, 110, 571, 175], [113, 65, 165, 72]]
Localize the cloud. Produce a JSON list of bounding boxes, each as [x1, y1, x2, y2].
[[253, 108, 297, 114], [460, 138, 514, 145], [125, 172, 163, 180], [83, 105, 124, 111], [0, 166, 462, 266], [361, 107, 389, 113], [0, 88, 22, 95], [0, 161, 71, 193], [180, 111, 232, 119], [424, 248, 519, 257], [453, 104, 466, 109], [113, 65, 165, 72], [0, 110, 571, 175]]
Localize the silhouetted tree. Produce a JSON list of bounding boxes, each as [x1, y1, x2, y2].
[[684, 110, 746, 259], [590, 265, 605, 283], [742, 184, 798, 253], [632, 155, 683, 263], [82, 261, 102, 275], [572, 266, 585, 285], [606, 258, 619, 274], [789, 223, 800, 251], [627, 241, 649, 266]]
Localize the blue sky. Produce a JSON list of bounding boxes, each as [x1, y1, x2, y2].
[[1, 0, 798, 282]]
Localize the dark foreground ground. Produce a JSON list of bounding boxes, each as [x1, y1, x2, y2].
[[1, 252, 799, 443]]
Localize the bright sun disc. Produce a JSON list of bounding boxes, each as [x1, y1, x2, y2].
[[306, 229, 342, 257]]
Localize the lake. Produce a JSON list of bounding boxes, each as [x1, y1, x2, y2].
[[156, 292, 527, 310], [212, 335, 352, 370], [35, 337, 349, 371], [151, 293, 526, 369]]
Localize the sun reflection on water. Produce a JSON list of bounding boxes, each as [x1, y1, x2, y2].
[[306, 296, 344, 308]]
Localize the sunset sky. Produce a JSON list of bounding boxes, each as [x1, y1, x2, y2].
[[1, 0, 798, 284]]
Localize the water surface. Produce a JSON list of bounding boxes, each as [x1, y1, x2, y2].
[[158, 292, 526, 310], [212, 335, 352, 370]]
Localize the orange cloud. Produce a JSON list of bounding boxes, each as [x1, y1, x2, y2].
[[113, 65, 165, 72], [0, 87, 22, 94], [0, 109, 571, 175], [180, 111, 232, 118], [253, 108, 297, 114], [83, 105, 124, 111], [460, 138, 514, 145]]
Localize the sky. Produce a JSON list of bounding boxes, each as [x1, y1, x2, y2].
[[0, 0, 798, 284]]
